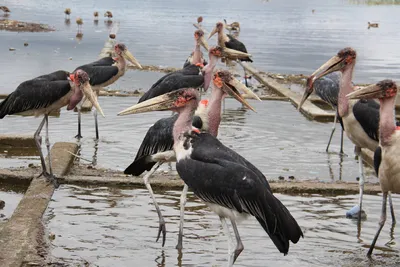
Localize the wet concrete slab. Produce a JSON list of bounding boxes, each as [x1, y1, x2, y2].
[[0, 142, 78, 267]]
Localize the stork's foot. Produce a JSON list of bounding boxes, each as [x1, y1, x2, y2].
[[75, 134, 83, 139], [346, 205, 367, 220], [38, 171, 59, 188], [156, 218, 167, 247], [233, 243, 244, 265]]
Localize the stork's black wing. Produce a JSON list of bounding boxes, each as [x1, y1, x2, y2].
[[0, 80, 70, 118], [76, 57, 115, 67], [139, 74, 204, 103], [124, 115, 203, 176], [34, 70, 69, 81], [76, 65, 119, 86], [176, 133, 303, 255], [353, 99, 380, 142], [313, 72, 340, 107], [225, 34, 253, 62]]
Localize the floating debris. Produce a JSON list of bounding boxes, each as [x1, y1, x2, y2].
[[23, 42, 28, 46], [9, 47, 15, 51]]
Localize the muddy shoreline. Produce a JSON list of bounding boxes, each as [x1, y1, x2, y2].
[[0, 19, 54, 32]]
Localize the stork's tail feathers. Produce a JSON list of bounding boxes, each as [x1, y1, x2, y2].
[[256, 195, 303, 255], [0, 95, 12, 119], [124, 156, 155, 176]]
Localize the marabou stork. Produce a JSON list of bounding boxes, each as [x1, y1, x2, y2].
[[183, 29, 209, 68], [346, 80, 399, 256], [74, 43, 142, 139], [0, 6, 11, 14], [139, 46, 245, 103], [209, 22, 252, 86], [118, 88, 303, 266], [299, 72, 345, 153], [94, 11, 99, 21], [104, 11, 113, 20], [0, 70, 104, 185], [122, 70, 259, 248], [223, 19, 241, 33], [298, 47, 396, 221], [64, 8, 71, 19]]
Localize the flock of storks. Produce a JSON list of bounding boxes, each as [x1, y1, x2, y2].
[[1, 15, 399, 265]]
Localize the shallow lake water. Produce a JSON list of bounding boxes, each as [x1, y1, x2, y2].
[[44, 185, 400, 267]]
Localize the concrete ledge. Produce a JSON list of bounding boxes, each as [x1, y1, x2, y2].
[[0, 142, 78, 267], [0, 134, 36, 148]]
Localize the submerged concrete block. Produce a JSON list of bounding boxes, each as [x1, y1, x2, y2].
[[0, 142, 78, 267], [0, 134, 36, 148]]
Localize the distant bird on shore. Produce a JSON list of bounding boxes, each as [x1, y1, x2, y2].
[[104, 11, 113, 20], [0, 6, 10, 14], [223, 19, 240, 33], [368, 22, 379, 29], [76, 17, 83, 33], [197, 16, 203, 25], [64, 8, 71, 19], [94, 11, 99, 20]]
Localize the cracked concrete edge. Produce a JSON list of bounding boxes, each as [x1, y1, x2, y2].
[[0, 142, 78, 267]]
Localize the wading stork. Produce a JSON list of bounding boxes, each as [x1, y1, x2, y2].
[[121, 70, 259, 248], [298, 47, 396, 222], [183, 29, 209, 68], [346, 80, 399, 256], [64, 8, 70, 19], [299, 72, 345, 153], [139, 46, 247, 103], [0, 70, 104, 186], [118, 88, 302, 266], [0, 6, 10, 14], [74, 43, 142, 139]]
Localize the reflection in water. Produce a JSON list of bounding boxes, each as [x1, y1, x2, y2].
[[64, 18, 70, 27], [155, 250, 166, 267], [327, 152, 344, 181], [91, 139, 98, 166], [93, 20, 99, 26], [75, 32, 83, 43], [104, 20, 113, 30]]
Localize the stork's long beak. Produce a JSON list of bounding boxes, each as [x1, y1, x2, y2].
[[346, 84, 381, 100], [298, 90, 312, 111], [223, 80, 257, 112], [199, 35, 209, 51], [310, 55, 345, 84], [118, 90, 181, 116], [82, 83, 105, 117], [208, 27, 218, 39], [123, 50, 142, 69], [222, 47, 252, 61]]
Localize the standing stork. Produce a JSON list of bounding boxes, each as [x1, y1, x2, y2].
[[299, 72, 345, 153], [122, 70, 259, 248], [64, 8, 71, 19], [183, 29, 209, 68], [209, 22, 252, 85], [224, 19, 241, 33], [298, 47, 396, 222], [0, 70, 104, 185], [93, 11, 99, 21], [118, 88, 303, 266], [74, 43, 142, 139], [346, 80, 399, 256], [139, 46, 250, 103]]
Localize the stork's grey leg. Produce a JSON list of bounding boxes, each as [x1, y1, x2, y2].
[[388, 192, 396, 225], [326, 111, 338, 152], [44, 115, 58, 187], [75, 107, 83, 139], [219, 216, 235, 267], [230, 218, 244, 265], [34, 117, 47, 174], [357, 147, 365, 221], [94, 109, 99, 140], [176, 184, 189, 250], [143, 161, 166, 246], [368, 192, 388, 256], [340, 127, 344, 154]]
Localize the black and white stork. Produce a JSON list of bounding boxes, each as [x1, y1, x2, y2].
[[74, 43, 142, 139], [298, 47, 396, 221], [121, 70, 259, 248], [118, 87, 302, 265], [183, 29, 209, 68], [0, 70, 104, 185], [299, 72, 345, 153], [346, 80, 399, 256]]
